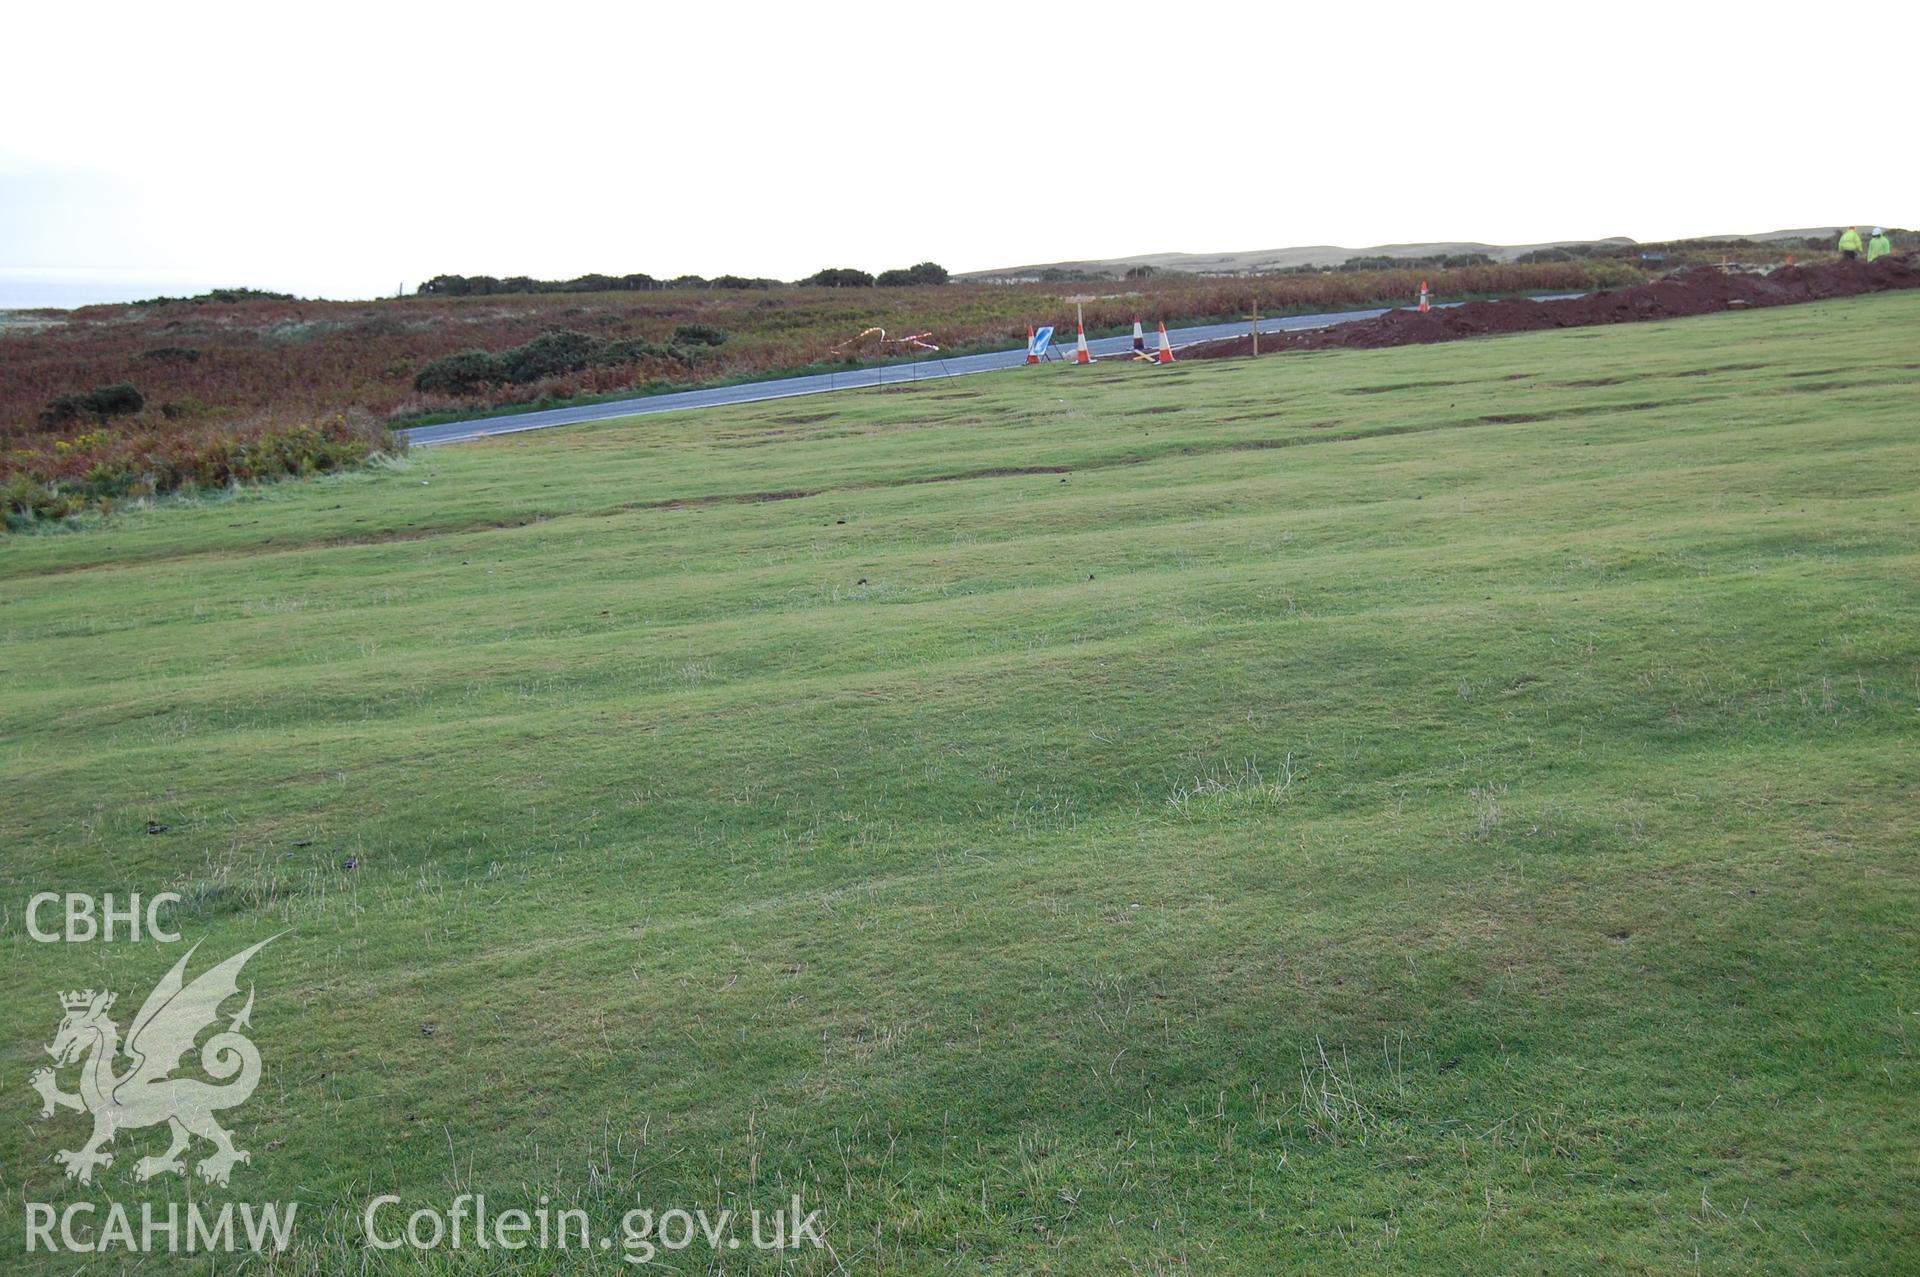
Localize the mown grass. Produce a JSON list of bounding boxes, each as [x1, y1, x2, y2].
[[1, 293, 1916, 1273]]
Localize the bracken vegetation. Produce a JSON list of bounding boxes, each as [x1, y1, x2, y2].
[[3, 415, 398, 529]]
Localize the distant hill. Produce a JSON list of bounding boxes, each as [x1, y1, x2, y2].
[[960, 229, 1847, 281]]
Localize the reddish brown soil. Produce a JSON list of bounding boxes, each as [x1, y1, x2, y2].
[[1181, 256, 1920, 359]]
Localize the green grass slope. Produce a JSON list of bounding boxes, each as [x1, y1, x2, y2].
[[3, 294, 1917, 1273]]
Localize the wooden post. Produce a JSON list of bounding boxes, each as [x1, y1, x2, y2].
[[1251, 298, 1260, 357]]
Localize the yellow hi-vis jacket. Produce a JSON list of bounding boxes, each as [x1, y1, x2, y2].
[[1838, 228, 1864, 253], [1868, 234, 1892, 261]]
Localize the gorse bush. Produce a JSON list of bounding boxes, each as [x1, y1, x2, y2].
[[420, 273, 664, 296], [670, 324, 729, 348], [39, 383, 146, 429], [129, 287, 295, 305], [412, 329, 706, 397], [418, 271, 771, 295], [158, 397, 214, 420], [495, 329, 601, 383], [419, 263, 954, 293], [1340, 252, 1494, 272], [413, 350, 502, 397], [876, 262, 950, 287], [589, 338, 697, 368], [800, 268, 876, 288]]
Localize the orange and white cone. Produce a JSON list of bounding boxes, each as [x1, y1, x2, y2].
[[1132, 319, 1146, 353], [1027, 324, 1040, 365], [1075, 324, 1092, 364], [1418, 280, 1431, 314], [1156, 322, 1175, 364]]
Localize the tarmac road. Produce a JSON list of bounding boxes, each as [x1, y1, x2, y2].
[[401, 303, 1477, 446]]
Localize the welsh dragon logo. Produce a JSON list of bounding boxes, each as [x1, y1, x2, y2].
[[29, 938, 276, 1186]]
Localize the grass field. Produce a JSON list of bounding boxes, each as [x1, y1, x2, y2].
[[3, 293, 1917, 1272]]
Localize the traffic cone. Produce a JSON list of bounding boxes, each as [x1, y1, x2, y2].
[[1132, 319, 1146, 353], [1418, 280, 1431, 314], [1027, 324, 1039, 365], [1156, 322, 1175, 364], [1075, 323, 1092, 364]]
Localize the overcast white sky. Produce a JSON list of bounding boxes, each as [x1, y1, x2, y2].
[[2, 1, 1905, 306]]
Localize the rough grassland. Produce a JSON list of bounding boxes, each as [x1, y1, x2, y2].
[[2, 294, 1917, 1274]]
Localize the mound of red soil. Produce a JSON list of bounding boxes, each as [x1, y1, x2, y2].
[[1182, 256, 1920, 359]]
